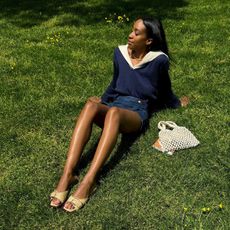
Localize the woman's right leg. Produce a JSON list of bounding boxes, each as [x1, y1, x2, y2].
[[63, 106, 142, 211], [51, 98, 109, 205]]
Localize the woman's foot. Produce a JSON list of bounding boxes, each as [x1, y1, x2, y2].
[[63, 180, 95, 211], [50, 190, 69, 208], [50, 173, 79, 207]]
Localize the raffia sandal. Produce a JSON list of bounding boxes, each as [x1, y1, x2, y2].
[[50, 190, 69, 208], [63, 195, 89, 212], [50, 175, 79, 208], [63, 186, 97, 213]]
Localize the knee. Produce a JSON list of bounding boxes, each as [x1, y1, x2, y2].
[[105, 107, 121, 123], [83, 98, 99, 112]]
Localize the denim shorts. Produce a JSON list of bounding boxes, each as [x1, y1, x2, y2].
[[102, 96, 149, 132]]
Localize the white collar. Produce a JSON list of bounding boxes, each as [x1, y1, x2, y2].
[[118, 44, 168, 69]]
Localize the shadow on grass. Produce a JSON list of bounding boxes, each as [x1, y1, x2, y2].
[[0, 0, 188, 28], [100, 133, 141, 179], [76, 133, 140, 181]]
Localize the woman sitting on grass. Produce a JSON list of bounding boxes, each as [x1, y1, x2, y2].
[[50, 17, 189, 212]]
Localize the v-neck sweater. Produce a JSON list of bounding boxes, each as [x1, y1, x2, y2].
[[101, 45, 180, 115]]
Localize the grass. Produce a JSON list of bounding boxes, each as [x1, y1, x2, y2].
[[0, 0, 229, 229]]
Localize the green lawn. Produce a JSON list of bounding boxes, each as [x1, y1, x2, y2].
[[0, 0, 229, 229]]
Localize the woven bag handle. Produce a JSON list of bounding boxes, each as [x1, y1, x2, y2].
[[158, 121, 178, 130]]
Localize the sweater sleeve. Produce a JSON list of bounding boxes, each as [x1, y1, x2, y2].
[[101, 49, 119, 103], [157, 58, 181, 109]]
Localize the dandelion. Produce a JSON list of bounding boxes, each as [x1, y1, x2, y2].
[[202, 207, 211, 213], [10, 62, 16, 70], [46, 32, 62, 45], [219, 203, 223, 209], [118, 16, 123, 21], [183, 207, 188, 212], [104, 13, 129, 24]]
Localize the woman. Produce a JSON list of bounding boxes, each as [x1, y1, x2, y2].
[[50, 17, 189, 212]]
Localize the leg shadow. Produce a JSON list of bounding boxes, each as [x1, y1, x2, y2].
[[74, 131, 142, 181], [99, 132, 141, 180], [74, 136, 101, 175]]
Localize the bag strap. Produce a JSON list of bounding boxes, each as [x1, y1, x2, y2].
[[158, 121, 178, 130]]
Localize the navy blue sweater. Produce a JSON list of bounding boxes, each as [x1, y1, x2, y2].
[[101, 46, 180, 115]]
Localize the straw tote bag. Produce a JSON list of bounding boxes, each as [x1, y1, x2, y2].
[[153, 121, 200, 155]]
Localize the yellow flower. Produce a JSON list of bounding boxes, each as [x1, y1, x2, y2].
[[183, 207, 188, 212], [202, 207, 211, 213], [118, 16, 123, 21], [219, 203, 223, 209]]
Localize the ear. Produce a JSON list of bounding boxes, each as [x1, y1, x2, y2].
[[146, 38, 153, 46]]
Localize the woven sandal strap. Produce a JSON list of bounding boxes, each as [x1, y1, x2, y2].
[[50, 190, 68, 202], [67, 195, 88, 209]]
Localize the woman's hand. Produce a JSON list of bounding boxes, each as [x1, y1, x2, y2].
[[88, 96, 101, 103], [180, 96, 189, 107]]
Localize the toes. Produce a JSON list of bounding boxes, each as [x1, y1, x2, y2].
[[50, 198, 61, 206], [64, 202, 74, 210]]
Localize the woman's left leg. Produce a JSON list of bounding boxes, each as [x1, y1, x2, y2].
[[63, 107, 142, 210]]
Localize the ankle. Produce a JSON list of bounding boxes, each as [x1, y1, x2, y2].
[[74, 182, 93, 199], [81, 174, 96, 187], [56, 173, 78, 192], [62, 168, 75, 177]]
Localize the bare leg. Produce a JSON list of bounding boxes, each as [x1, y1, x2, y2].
[[51, 99, 109, 206], [64, 107, 142, 209]]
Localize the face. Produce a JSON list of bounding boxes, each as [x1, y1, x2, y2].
[[128, 19, 152, 51]]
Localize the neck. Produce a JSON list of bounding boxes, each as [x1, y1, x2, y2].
[[129, 48, 148, 60]]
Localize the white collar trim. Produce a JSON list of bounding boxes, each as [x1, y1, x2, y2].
[[118, 44, 168, 69]]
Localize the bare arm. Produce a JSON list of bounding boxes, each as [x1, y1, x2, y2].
[[180, 96, 190, 107], [88, 96, 101, 104]]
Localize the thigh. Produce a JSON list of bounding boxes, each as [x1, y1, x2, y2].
[[82, 97, 111, 128], [92, 102, 110, 128], [117, 108, 142, 133]]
